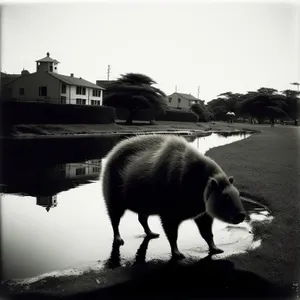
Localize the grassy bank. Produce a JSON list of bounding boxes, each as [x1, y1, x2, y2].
[[8, 121, 256, 138], [206, 124, 300, 293]]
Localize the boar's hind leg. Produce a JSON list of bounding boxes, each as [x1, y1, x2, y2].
[[138, 214, 160, 238], [108, 205, 125, 246], [161, 217, 185, 260], [194, 213, 224, 254]]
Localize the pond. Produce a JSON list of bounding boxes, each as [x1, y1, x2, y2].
[[0, 131, 273, 284]]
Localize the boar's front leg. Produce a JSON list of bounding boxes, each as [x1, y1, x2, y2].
[[161, 217, 185, 260], [194, 213, 224, 254], [138, 214, 160, 238]]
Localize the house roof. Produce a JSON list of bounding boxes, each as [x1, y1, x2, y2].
[[1, 72, 22, 86], [169, 92, 201, 101], [36, 52, 60, 64], [1, 72, 21, 78], [49, 72, 104, 89], [96, 80, 115, 89]]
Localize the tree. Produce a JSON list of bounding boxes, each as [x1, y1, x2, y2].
[[256, 87, 278, 95], [217, 92, 245, 113], [238, 92, 288, 125], [191, 102, 213, 122], [281, 89, 300, 123], [103, 73, 168, 125], [206, 98, 228, 120], [206, 91, 244, 121]]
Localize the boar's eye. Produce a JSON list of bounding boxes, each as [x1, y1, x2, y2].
[[224, 195, 230, 202]]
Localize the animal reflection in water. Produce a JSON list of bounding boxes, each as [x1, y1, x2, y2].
[[102, 135, 246, 261], [104, 235, 159, 269]]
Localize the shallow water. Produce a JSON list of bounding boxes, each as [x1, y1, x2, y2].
[[0, 131, 272, 283]]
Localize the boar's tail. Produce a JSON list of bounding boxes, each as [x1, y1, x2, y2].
[[102, 156, 125, 219]]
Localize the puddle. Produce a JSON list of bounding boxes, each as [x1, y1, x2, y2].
[[0, 131, 273, 289]]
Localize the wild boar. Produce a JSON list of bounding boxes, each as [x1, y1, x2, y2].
[[102, 134, 245, 260]]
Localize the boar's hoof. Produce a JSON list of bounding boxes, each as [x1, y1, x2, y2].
[[147, 232, 160, 239], [209, 247, 224, 255], [172, 251, 186, 261], [113, 237, 125, 246]]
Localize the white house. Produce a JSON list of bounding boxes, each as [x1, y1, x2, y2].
[[3, 52, 105, 106], [65, 159, 102, 179], [167, 92, 204, 110]]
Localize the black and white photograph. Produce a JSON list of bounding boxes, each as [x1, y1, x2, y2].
[[0, 1, 299, 299]]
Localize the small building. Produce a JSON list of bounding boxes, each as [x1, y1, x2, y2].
[[167, 92, 204, 110], [0, 70, 30, 98], [36, 195, 58, 212], [2, 52, 105, 105]]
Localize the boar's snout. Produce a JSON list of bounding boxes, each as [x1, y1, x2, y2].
[[232, 212, 246, 224]]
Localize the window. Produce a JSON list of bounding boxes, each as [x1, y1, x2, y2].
[[178, 98, 181, 103], [61, 84, 66, 94], [75, 168, 86, 176], [92, 89, 101, 97], [76, 86, 86, 95], [61, 96, 67, 104], [92, 167, 101, 173], [49, 65, 53, 72], [91, 100, 101, 106], [76, 98, 86, 105], [19, 88, 25, 95], [39, 86, 47, 96], [169, 98, 172, 103]]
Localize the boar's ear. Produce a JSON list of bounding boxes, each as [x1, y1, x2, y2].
[[228, 176, 234, 184], [210, 177, 219, 190]]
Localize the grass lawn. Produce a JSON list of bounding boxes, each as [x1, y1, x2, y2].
[[206, 124, 300, 294]]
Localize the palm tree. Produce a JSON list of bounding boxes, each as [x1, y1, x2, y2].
[[103, 73, 168, 125]]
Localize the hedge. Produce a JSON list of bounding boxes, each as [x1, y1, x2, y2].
[[1, 101, 116, 125], [115, 108, 198, 123]]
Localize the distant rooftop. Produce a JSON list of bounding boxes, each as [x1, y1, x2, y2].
[[49, 72, 104, 89], [96, 80, 115, 89], [1, 72, 21, 78], [1, 71, 29, 86], [169, 92, 202, 101], [36, 52, 60, 64]]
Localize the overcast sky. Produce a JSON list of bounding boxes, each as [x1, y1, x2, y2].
[[1, 2, 299, 102]]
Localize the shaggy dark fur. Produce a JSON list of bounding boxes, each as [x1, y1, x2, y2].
[[102, 134, 245, 260]]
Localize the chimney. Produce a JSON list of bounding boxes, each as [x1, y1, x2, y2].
[[70, 73, 74, 77]]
